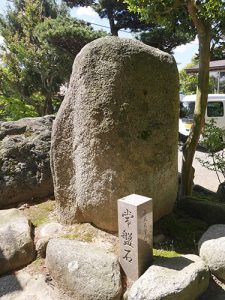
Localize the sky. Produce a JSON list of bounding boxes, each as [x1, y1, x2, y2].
[[0, 1, 198, 70]]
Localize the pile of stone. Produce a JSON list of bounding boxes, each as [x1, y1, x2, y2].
[[1, 205, 225, 300], [0, 207, 122, 300]]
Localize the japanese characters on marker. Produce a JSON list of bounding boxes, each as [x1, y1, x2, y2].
[[121, 208, 134, 263]]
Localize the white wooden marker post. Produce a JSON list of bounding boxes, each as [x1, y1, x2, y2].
[[118, 194, 153, 281]]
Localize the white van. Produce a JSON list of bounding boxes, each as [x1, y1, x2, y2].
[[179, 94, 225, 139]]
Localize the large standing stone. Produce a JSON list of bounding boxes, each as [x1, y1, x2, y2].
[[199, 224, 225, 280], [51, 36, 179, 231], [128, 255, 209, 300], [46, 239, 122, 300], [0, 209, 35, 275], [0, 115, 54, 208]]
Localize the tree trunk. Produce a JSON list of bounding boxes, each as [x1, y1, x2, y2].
[[107, 8, 118, 36], [181, 19, 211, 197], [43, 95, 54, 115]]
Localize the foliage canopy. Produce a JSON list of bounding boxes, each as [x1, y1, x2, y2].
[[0, 0, 105, 119]]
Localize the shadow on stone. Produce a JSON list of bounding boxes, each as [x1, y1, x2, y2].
[[154, 256, 194, 271], [199, 278, 225, 300], [0, 248, 23, 297], [193, 184, 217, 197], [0, 274, 23, 297]]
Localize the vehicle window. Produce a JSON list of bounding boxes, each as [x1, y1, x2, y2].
[[180, 101, 195, 120], [207, 101, 224, 117]]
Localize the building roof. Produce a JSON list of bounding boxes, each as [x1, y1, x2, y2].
[[186, 60, 225, 73]]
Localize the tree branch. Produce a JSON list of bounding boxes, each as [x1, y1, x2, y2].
[[187, 0, 208, 35]]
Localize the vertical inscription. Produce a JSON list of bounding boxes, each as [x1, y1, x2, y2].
[[143, 209, 148, 240], [121, 208, 134, 263]]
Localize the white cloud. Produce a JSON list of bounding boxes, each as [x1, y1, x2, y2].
[[174, 43, 193, 54], [74, 6, 98, 19], [174, 37, 198, 54], [71, 6, 110, 33], [173, 36, 198, 70]]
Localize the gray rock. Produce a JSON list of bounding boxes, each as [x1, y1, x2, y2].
[[35, 221, 118, 258], [199, 224, 225, 280], [51, 36, 179, 231], [35, 222, 64, 258], [128, 254, 209, 300], [38, 222, 64, 237], [46, 239, 122, 300], [0, 115, 54, 208], [0, 209, 35, 275]]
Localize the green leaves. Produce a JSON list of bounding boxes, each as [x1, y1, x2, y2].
[[0, 95, 38, 121], [179, 59, 217, 95], [0, 0, 66, 117], [137, 25, 195, 54], [125, 0, 225, 40]]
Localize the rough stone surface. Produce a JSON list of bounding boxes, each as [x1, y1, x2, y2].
[[0, 115, 54, 208], [128, 254, 209, 300], [34, 221, 119, 258], [0, 209, 35, 275], [35, 222, 64, 258], [46, 238, 122, 300], [38, 222, 64, 237], [199, 224, 225, 280], [51, 36, 179, 231]]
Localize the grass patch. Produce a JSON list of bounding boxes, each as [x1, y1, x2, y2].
[[26, 200, 55, 227], [153, 249, 179, 258], [154, 208, 208, 255], [27, 258, 46, 274], [61, 233, 80, 240], [61, 232, 93, 242], [82, 233, 93, 242], [30, 258, 44, 268]]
